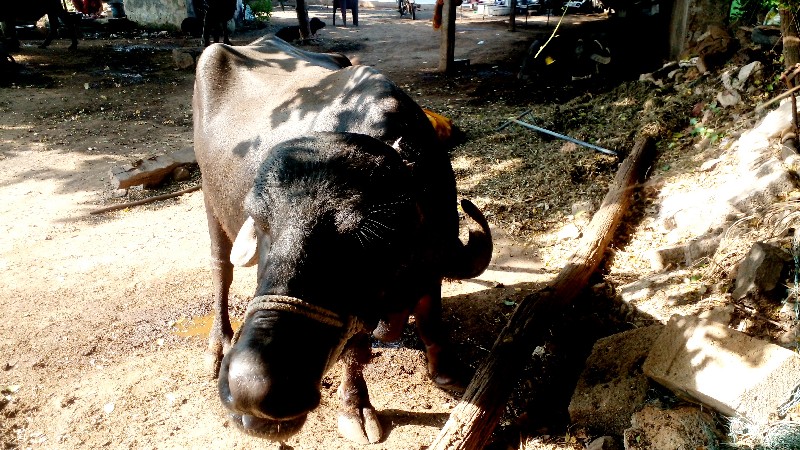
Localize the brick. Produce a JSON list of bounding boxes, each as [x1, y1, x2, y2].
[[643, 314, 800, 423]]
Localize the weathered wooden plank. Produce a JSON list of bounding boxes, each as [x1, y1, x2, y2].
[[109, 147, 196, 189]]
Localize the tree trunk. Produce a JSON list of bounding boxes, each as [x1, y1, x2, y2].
[[509, 0, 517, 32], [438, 0, 456, 73], [428, 134, 656, 450], [296, 0, 311, 39], [781, 8, 800, 70]]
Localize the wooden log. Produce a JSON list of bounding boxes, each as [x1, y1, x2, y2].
[[428, 134, 656, 450]]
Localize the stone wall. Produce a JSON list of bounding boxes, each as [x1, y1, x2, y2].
[[123, 0, 252, 28], [124, 0, 189, 28], [669, 0, 730, 58]]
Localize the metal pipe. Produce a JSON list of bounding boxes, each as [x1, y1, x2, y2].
[[509, 119, 618, 156], [496, 109, 533, 131]]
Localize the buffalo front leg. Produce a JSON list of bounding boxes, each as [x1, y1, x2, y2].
[[337, 332, 382, 444], [414, 287, 468, 391], [201, 18, 211, 46], [42, 11, 78, 50], [222, 21, 231, 45], [372, 309, 410, 343], [61, 10, 79, 50], [204, 203, 234, 378]]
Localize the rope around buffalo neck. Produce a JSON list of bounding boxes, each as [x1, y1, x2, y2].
[[244, 295, 346, 328], [232, 295, 365, 352]]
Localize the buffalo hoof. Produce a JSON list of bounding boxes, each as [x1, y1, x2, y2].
[[426, 346, 470, 393], [430, 369, 467, 393], [337, 381, 382, 444], [337, 406, 382, 444]]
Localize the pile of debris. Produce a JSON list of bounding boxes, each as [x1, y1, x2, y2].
[[566, 27, 800, 450]]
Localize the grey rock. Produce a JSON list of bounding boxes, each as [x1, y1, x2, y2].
[[732, 242, 791, 300]]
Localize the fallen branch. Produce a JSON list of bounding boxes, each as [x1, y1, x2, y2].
[[89, 185, 201, 215], [755, 83, 800, 112], [428, 134, 656, 450]]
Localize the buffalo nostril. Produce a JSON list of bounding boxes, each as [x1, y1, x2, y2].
[[226, 349, 271, 412], [223, 347, 321, 420]]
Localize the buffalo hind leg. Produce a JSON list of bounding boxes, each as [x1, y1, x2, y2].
[[372, 309, 410, 343], [203, 201, 234, 378], [222, 20, 231, 45], [337, 332, 382, 444], [414, 289, 468, 391]]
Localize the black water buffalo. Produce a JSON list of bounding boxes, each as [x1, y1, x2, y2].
[[192, 0, 236, 46], [0, 0, 79, 50], [193, 37, 492, 444], [274, 17, 326, 43]]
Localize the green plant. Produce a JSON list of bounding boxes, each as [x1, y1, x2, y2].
[[729, 0, 789, 23], [766, 72, 783, 92], [248, 0, 272, 19], [689, 118, 722, 143]]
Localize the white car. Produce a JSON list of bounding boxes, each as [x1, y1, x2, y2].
[[564, 0, 595, 12]]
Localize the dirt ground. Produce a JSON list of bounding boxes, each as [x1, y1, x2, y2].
[[1, 5, 787, 450]]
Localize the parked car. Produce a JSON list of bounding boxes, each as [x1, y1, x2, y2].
[[563, 0, 596, 13], [515, 0, 542, 15]]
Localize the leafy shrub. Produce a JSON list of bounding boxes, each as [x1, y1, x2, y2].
[[248, 0, 273, 19]]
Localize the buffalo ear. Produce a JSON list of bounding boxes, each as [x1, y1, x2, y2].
[[230, 216, 259, 267]]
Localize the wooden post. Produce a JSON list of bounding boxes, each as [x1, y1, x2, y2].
[[428, 135, 655, 450], [438, 0, 456, 73], [781, 8, 800, 69]]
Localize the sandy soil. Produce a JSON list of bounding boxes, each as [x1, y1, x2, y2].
[[0, 7, 588, 450]]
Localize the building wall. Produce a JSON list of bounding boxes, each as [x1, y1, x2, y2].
[[125, 0, 189, 28], [122, 0, 431, 28], [669, 0, 690, 58]]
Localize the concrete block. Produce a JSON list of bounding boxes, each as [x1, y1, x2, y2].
[[568, 325, 663, 435], [643, 314, 800, 424]]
